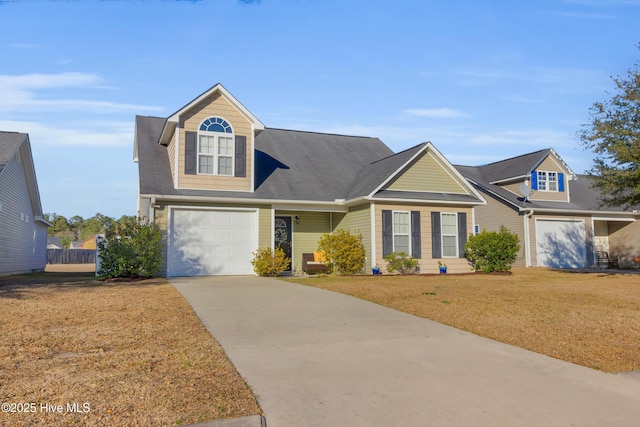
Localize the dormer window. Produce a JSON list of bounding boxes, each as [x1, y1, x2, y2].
[[198, 117, 234, 176], [533, 170, 564, 192]]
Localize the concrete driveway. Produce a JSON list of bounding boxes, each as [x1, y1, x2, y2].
[[171, 276, 640, 427]]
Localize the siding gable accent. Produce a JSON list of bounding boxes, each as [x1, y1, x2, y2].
[[234, 135, 246, 177], [457, 212, 467, 258], [185, 131, 197, 175], [411, 211, 421, 258], [431, 211, 441, 258], [382, 210, 393, 257]]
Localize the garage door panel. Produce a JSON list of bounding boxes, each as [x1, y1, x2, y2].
[[536, 219, 586, 268], [168, 209, 256, 277]]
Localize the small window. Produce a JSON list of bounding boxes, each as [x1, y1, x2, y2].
[[548, 172, 557, 191], [537, 171, 559, 192], [441, 213, 458, 257], [197, 117, 234, 176], [393, 211, 411, 254]]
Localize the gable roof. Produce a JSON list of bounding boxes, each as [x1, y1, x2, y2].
[[0, 131, 26, 174], [474, 148, 577, 184], [157, 83, 265, 146], [136, 114, 485, 206], [456, 149, 634, 214], [0, 131, 48, 225], [347, 142, 485, 204], [136, 115, 394, 202]]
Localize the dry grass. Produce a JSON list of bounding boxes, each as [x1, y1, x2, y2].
[[0, 270, 261, 426], [286, 268, 640, 373]]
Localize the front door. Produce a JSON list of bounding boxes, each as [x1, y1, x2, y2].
[[275, 216, 292, 272]]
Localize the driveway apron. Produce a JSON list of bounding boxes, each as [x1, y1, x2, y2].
[[171, 276, 640, 427]]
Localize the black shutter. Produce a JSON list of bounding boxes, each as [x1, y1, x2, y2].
[[411, 211, 421, 258], [185, 131, 197, 175], [431, 212, 441, 258], [382, 210, 393, 257], [234, 135, 246, 177], [457, 212, 467, 258]]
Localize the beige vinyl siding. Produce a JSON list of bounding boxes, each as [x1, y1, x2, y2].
[[374, 203, 474, 274], [333, 204, 372, 271], [258, 208, 272, 249], [167, 131, 177, 186], [608, 220, 640, 267], [472, 192, 526, 267], [529, 213, 594, 267], [386, 151, 469, 194], [277, 211, 331, 273], [502, 180, 526, 197], [178, 93, 253, 191], [152, 203, 170, 276], [0, 153, 48, 275], [530, 156, 569, 202]]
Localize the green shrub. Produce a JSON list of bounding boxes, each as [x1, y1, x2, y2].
[[98, 217, 163, 279], [464, 226, 520, 273], [317, 229, 366, 275], [385, 252, 419, 274], [251, 247, 291, 277]]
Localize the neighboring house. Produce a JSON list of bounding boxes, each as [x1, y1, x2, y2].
[[70, 235, 97, 250], [0, 132, 49, 276], [47, 236, 63, 249], [456, 149, 640, 269], [135, 84, 486, 277]]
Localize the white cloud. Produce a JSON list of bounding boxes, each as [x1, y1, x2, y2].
[[0, 72, 163, 113], [403, 108, 469, 118], [0, 120, 133, 147]]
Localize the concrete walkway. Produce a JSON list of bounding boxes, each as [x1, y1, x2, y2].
[[171, 276, 640, 427]]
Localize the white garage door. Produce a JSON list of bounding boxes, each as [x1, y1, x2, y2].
[[535, 219, 586, 268], [168, 209, 256, 276]]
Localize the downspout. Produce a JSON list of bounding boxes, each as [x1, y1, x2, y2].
[[149, 197, 156, 223], [523, 210, 534, 267]]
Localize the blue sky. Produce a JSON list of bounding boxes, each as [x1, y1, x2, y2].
[[0, 0, 638, 219]]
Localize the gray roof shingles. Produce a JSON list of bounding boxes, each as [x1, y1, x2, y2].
[[136, 115, 399, 201], [455, 151, 632, 213], [0, 131, 27, 174]]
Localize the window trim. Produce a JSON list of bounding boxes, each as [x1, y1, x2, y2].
[[392, 210, 411, 255], [536, 170, 558, 192], [440, 212, 459, 258], [197, 117, 235, 176]]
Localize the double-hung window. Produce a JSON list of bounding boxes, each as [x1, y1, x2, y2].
[[197, 117, 234, 176], [536, 171, 558, 192], [441, 213, 458, 257], [393, 211, 411, 254]]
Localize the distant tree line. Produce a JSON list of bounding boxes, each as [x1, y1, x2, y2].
[[44, 213, 136, 249]]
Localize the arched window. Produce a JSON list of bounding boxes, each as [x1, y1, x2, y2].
[[197, 117, 234, 176]]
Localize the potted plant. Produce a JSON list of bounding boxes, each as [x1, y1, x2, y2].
[[372, 265, 381, 275], [438, 261, 447, 274]]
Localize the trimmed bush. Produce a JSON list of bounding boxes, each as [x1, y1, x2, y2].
[[98, 217, 163, 279], [385, 252, 419, 274], [317, 229, 366, 275], [251, 247, 291, 277], [464, 226, 520, 273]]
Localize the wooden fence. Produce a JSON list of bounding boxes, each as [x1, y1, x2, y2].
[[47, 249, 96, 264]]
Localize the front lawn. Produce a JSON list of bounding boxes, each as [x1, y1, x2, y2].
[[0, 272, 261, 426], [285, 268, 640, 373]]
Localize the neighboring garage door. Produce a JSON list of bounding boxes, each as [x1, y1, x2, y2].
[[535, 219, 586, 268], [168, 208, 256, 276]]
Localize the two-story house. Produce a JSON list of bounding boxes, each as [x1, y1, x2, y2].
[[134, 84, 487, 277], [456, 149, 640, 269]]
